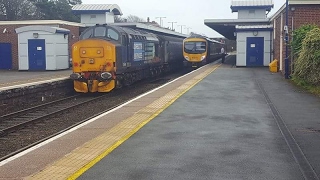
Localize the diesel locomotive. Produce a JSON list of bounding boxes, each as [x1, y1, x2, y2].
[[70, 24, 184, 93], [183, 35, 224, 68]]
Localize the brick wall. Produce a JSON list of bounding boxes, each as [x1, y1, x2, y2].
[[272, 4, 320, 75], [0, 23, 81, 70], [0, 25, 19, 69]]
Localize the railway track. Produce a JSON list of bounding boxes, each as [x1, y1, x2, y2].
[[0, 94, 104, 137], [0, 70, 188, 161]]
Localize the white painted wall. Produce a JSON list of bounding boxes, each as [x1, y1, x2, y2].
[[81, 12, 115, 26], [17, 30, 69, 70], [236, 31, 272, 66], [238, 9, 267, 19]]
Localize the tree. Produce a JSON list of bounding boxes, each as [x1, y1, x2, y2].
[[30, 0, 80, 21], [126, 15, 145, 23], [114, 15, 124, 23], [0, 0, 35, 20]]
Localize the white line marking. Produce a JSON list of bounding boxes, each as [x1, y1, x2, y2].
[[0, 77, 69, 92], [0, 62, 220, 166]]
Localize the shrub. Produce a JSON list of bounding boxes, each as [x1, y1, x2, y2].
[[293, 28, 320, 85], [291, 24, 318, 58]]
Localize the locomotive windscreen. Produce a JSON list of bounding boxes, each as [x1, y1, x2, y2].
[[80, 26, 120, 41], [184, 42, 206, 54]]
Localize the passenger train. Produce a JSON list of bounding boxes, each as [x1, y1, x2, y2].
[[183, 35, 224, 68], [70, 24, 184, 93]]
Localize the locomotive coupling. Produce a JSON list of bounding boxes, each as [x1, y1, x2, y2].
[[70, 73, 81, 80]]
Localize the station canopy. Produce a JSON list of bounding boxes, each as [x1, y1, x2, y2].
[[204, 19, 271, 40]]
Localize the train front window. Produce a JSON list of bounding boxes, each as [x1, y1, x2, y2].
[[107, 29, 119, 41], [94, 27, 106, 37], [81, 29, 93, 40], [184, 42, 206, 54]]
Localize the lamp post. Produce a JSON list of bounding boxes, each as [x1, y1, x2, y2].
[[156, 17, 166, 27], [285, 0, 289, 79], [185, 27, 192, 34], [168, 22, 177, 30], [177, 25, 186, 34]]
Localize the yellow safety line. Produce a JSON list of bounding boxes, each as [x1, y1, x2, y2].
[[67, 64, 220, 180]]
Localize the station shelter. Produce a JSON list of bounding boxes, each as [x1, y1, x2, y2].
[[15, 26, 70, 71], [205, 0, 274, 67]]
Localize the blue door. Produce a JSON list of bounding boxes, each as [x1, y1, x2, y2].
[[246, 37, 264, 66], [28, 39, 46, 70], [0, 43, 12, 69]]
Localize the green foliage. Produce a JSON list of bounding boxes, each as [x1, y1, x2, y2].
[[292, 76, 320, 96], [293, 28, 320, 86], [291, 24, 318, 58], [0, 0, 81, 21]]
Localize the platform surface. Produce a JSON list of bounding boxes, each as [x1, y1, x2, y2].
[[0, 69, 71, 91], [0, 56, 319, 180]]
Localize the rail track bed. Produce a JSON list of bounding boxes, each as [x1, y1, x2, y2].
[[0, 70, 188, 161]]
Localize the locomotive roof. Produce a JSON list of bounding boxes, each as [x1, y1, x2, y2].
[[111, 22, 188, 38], [184, 35, 224, 44]]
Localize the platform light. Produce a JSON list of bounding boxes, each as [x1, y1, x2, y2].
[[101, 72, 112, 80], [33, 33, 39, 38]]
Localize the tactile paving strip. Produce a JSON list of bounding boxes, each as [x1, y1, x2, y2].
[[26, 64, 220, 180]]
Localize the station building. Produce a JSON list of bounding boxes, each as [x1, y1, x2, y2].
[[270, 0, 320, 74], [0, 20, 84, 70], [205, 0, 320, 76], [205, 0, 274, 67]]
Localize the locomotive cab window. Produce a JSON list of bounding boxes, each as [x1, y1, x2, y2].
[[107, 29, 119, 41], [94, 27, 106, 37], [80, 28, 93, 40]]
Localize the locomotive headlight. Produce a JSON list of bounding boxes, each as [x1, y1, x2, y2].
[[101, 72, 112, 80], [97, 50, 101, 54], [201, 55, 206, 61], [70, 73, 81, 80], [184, 56, 189, 60], [82, 50, 86, 54], [89, 59, 95, 64]]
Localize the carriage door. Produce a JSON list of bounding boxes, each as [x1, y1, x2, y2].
[[122, 34, 129, 66], [28, 39, 46, 70], [164, 41, 169, 63], [246, 37, 264, 66]]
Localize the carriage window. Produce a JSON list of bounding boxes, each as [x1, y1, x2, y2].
[[107, 29, 119, 41], [94, 27, 106, 37], [80, 28, 93, 40]]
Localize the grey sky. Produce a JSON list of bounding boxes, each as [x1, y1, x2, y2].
[[82, 0, 285, 38]]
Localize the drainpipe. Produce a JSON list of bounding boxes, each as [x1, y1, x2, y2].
[[285, 0, 289, 79]]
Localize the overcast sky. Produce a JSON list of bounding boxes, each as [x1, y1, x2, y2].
[[82, 0, 286, 38]]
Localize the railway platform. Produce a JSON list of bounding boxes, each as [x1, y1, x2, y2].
[[0, 55, 320, 180], [0, 69, 71, 91]]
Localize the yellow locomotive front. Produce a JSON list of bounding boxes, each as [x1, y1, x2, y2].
[[183, 37, 207, 68], [70, 38, 116, 93]]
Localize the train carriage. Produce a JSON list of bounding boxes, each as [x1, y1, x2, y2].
[[183, 35, 224, 68], [70, 24, 184, 93]]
